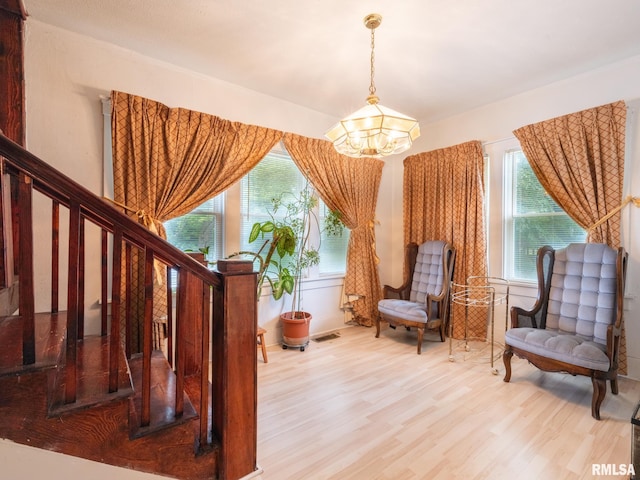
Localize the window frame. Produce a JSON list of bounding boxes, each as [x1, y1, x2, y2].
[[502, 148, 586, 282]]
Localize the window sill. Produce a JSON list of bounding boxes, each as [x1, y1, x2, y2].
[[258, 275, 344, 298]]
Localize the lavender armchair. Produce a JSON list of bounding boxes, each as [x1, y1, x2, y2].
[[503, 243, 628, 420], [377, 241, 456, 354]]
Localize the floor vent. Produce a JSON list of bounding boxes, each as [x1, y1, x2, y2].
[[313, 332, 341, 343]]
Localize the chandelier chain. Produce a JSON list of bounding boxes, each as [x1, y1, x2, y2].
[[369, 26, 376, 97]]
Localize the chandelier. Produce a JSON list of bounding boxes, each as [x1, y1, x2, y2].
[[325, 13, 420, 158]]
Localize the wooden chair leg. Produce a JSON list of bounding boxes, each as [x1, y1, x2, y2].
[[592, 377, 606, 420], [416, 327, 424, 355], [375, 316, 381, 338], [503, 348, 513, 382], [611, 375, 619, 395], [257, 327, 268, 363]]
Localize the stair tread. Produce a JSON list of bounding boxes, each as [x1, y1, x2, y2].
[[0, 313, 66, 376], [128, 351, 199, 438], [48, 334, 133, 415]]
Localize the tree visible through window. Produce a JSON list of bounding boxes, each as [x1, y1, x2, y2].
[[504, 150, 586, 281], [164, 195, 224, 264], [240, 147, 349, 279]]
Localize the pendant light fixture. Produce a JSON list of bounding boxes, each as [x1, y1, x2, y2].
[[325, 13, 420, 158]]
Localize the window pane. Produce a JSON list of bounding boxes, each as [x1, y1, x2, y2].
[[319, 203, 349, 275], [506, 150, 586, 281], [512, 215, 586, 280], [240, 147, 347, 277], [514, 152, 563, 214], [164, 195, 224, 263], [240, 151, 306, 253]]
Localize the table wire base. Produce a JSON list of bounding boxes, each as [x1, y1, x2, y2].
[[448, 276, 509, 374]]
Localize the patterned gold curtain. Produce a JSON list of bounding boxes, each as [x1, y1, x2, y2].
[[513, 100, 627, 373], [403, 140, 488, 339], [111, 91, 283, 350], [513, 100, 626, 245], [283, 133, 383, 326]]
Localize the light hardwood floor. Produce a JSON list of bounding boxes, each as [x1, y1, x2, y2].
[[255, 325, 640, 480]]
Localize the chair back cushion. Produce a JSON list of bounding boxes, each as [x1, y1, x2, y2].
[[410, 241, 447, 304], [547, 243, 617, 345]]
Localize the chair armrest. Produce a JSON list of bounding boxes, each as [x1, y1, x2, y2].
[[606, 246, 627, 360], [426, 282, 451, 319], [382, 284, 407, 300], [510, 305, 540, 329], [509, 245, 554, 329], [605, 321, 624, 370], [426, 289, 446, 304]]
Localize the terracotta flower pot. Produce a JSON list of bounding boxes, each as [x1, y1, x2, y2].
[[280, 311, 312, 351]]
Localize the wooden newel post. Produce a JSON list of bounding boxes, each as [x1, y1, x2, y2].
[[212, 261, 258, 480]]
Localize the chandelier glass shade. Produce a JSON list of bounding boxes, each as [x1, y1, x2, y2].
[[326, 13, 420, 158]]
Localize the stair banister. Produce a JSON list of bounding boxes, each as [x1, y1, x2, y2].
[[0, 132, 259, 479]]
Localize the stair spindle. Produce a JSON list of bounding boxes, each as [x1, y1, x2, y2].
[[197, 279, 210, 446], [18, 172, 35, 365], [140, 247, 154, 427], [78, 216, 85, 339], [101, 229, 108, 336], [51, 200, 59, 313], [109, 228, 123, 393], [65, 201, 81, 404]]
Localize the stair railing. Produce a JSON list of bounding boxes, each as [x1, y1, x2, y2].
[[0, 133, 258, 480]]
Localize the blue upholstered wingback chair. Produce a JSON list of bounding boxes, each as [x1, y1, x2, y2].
[[503, 243, 628, 420], [376, 241, 456, 354]]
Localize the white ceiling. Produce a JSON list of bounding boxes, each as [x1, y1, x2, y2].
[[21, 0, 640, 124]]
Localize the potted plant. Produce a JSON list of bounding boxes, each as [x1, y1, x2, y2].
[[229, 179, 344, 351]]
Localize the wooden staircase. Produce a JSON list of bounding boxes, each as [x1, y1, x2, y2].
[[0, 133, 258, 479]]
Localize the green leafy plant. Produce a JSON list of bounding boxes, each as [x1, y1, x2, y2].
[[229, 179, 344, 313], [184, 245, 210, 255], [184, 245, 211, 266]]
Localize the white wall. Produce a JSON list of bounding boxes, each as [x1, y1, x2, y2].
[[23, 20, 346, 342], [377, 54, 640, 379]]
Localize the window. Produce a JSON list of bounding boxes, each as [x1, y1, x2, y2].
[[240, 146, 348, 280], [164, 194, 225, 264], [318, 201, 349, 275], [503, 149, 586, 281]]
